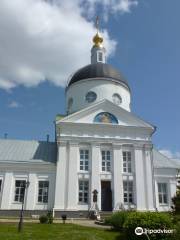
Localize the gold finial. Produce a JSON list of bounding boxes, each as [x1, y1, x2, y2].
[[93, 16, 103, 48]]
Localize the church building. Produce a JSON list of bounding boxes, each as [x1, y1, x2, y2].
[[0, 26, 179, 218]]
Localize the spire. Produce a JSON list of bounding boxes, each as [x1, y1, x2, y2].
[[92, 16, 104, 48], [91, 16, 106, 64]]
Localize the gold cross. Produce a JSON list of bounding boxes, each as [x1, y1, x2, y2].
[[95, 16, 99, 32]]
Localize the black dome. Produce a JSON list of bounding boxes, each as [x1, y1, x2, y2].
[[67, 63, 130, 90]]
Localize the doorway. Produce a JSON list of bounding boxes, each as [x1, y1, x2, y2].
[[101, 181, 112, 211]]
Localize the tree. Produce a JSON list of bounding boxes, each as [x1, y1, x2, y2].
[[172, 178, 180, 214]]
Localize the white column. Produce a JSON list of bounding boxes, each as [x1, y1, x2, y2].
[[134, 145, 146, 210], [91, 143, 101, 209], [154, 180, 159, 210], [1, 172, 13, 209], [112, 144, 123, 210], [26, 173, 36, 210], [67, 142, 78, 210], [143, 145, 155, 210], [54, 141, 67, 210]]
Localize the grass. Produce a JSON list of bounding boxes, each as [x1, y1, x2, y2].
[[0, 223, 124, 240]]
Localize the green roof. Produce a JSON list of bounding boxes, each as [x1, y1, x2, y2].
[[0, 139, 56, 164]]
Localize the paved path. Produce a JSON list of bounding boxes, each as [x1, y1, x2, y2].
[[0, 218, 111, 229]]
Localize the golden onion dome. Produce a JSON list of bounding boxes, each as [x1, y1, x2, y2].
[[93, 32, 103, 48]]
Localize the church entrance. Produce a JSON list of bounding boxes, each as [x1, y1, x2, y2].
[[101, 181, 112, 211]]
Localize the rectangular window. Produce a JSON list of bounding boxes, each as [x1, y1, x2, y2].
[[38, 181, 49, 203], [101, 150, 111, 172], [79, 149, 89, 171], [123, 181, 133, 204], [78, 180, 89, 204], [158, 183, 168, 204], [14, 180, 26, 203], [98, 52, 103, 62], [123, 151, 132, 173]]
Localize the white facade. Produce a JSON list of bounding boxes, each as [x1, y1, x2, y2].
[[0, 162, 56, 211], [0, 31, 179, 216], [66, 79, 131, 114]]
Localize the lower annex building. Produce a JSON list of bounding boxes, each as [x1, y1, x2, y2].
[[0, 27, 179, 217]]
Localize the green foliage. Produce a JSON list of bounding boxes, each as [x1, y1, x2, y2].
[[47, 211, 53, 224], [105, 211, 129, 230], [172, 213, 180, 224], [39, 211, 54, 224], [39, 215, 48, 224], [123, 212, 173, 240], [172, 185, 180, 214], [174, 221, 180, 239]]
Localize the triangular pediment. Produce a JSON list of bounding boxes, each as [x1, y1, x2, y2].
[[57, 99, 155, 130]]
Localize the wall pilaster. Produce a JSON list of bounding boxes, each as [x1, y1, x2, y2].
[[91, 143, 101, 210], [112, 144, 123, 210], [134, 145, 146, 210], [54, 141, 67, 210], [1, 172, 13, 209], [66, 142, 78, 210]]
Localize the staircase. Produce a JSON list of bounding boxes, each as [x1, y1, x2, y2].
[[99, 211, 113, 220]]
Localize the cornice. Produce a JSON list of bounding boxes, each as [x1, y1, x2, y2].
[[0, 162, 56, 171]]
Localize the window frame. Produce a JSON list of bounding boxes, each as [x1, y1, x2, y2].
[[79, 149, 89, 171], [123, 180, 134, 204], [123, 151, 132, 173], [38, 180, 49, 204], [158, 182, 168, 205], [85, 91, 97, 103], [112, 93, 122, 105], [14, 180, 26, 203], [78, 180, 89, 204], [101, 150, 111, 172], [97, 51, 103, 62], [0, 179, 2, 192]]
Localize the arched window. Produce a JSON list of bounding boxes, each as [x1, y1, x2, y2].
[[68, 98, 73, 111], [94, 112, 118, 124], [112, 93, 122, 105]]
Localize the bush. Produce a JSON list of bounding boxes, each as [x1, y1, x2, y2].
[[174, 221, 180, 239], [123, 212, 173, 240], [61, 214, 67, 224], [105, 211, 129, 230], [47, 211, 53, 224], [172, 185, 180, 214], [39, 215, 48, 224]]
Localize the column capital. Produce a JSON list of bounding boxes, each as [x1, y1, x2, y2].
[[143, 143, 153, 151], [112, 143, 122, 150], [133, 144, 143, 150], [68, 141, 79, 147], [91, 143, 100, 148], [57, 140, 67, 147]]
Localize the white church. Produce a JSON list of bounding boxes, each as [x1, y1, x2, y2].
[[0, 27, 179, 218]]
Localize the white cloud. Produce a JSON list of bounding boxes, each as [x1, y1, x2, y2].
[[0, 0, 138, 90], [159, 149, 180, 159], [8, 101, 22, 108]]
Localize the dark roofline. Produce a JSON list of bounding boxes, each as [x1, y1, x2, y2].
[[67, 63, 130, 91]]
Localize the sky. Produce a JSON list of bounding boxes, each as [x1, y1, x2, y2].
[[0, 0, 180, 158]]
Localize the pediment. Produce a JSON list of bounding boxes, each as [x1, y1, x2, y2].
[[57, 99, 155, 129]]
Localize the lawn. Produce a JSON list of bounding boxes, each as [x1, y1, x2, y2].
[[0, 223, 124, 240]]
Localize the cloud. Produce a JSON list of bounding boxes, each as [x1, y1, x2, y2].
[[8, 101, 22, 108], [0, 0, 138, 90], [159, 149, 180, 159]]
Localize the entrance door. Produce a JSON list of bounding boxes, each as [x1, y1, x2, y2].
[[101, 181, 112, 211]]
